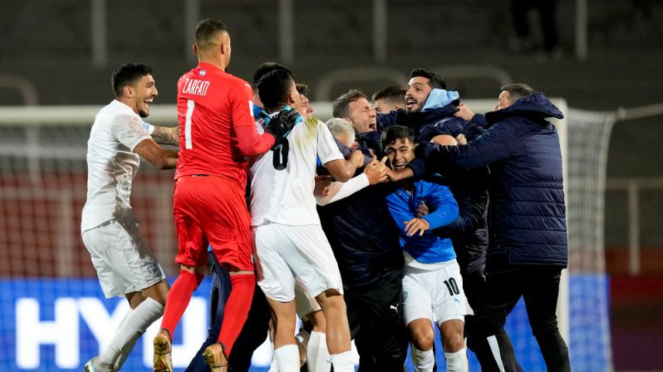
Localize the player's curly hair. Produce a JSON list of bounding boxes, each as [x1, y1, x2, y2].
[[381, 125, 414, 149], [410, 68, 446, 90], [111, 63, 153, 98]]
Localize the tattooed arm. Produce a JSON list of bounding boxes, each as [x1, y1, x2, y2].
[[151, 125, 180, 146]]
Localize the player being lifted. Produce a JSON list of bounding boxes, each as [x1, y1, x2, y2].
[[152, 19, 293, 372], [81, 62, 178, 372], [249, 69, 387, 372]]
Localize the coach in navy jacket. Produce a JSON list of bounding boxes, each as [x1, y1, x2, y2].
[[418, 90, 567, 270], [417, 86, 570, 372]]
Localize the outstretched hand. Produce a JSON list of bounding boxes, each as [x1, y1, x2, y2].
[[364, 155, 388, 185]]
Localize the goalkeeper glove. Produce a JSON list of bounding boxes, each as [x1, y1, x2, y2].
[[266, 108, 302, 149]]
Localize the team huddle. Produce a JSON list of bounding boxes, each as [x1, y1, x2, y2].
[[81, 19, 570, 372]]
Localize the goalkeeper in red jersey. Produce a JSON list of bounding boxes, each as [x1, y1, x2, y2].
[[152, 19, 296, 372]]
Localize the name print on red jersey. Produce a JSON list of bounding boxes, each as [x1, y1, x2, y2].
[[181, 78, 211, 97]]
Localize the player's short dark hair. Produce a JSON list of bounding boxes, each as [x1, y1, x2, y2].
[[372, 85, 407, 104], [332, 89, 368, 118], [252, 62, 293, 89], [111, 63, 153, 98], [382, 125, 415, 148], [296, 83, 309, 97], [410, 68, 447, 89], [257, 69, 294, 111], [501, 83, 535, 101], [195, 19, 228, 48]]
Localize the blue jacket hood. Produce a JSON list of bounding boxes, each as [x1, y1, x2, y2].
[[422, 89, 460, 111], [486, 92, 563, 127]]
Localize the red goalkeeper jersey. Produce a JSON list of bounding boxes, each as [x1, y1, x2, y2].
[[175, 62, 271, 189]]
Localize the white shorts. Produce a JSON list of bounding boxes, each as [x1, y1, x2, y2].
[[253, 223, 344, 303], [402, 259, 467, 326], [82, 219, 165, 298]]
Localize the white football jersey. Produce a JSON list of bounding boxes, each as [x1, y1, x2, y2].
[[81, 100, 151, 232], [250, 116, 344, 227]]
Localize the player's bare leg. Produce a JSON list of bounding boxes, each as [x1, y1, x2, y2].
[[266, 297, 300, 371], [304, 310, 331, 372], [407, 318, 468, 372], [315, 289, 354, 372], [439, 319, 468, 372], [85, 280, 169, 372], [267, 305, 328, 371], [408, 318, 437, 372]]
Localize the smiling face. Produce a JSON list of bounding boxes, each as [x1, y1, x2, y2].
[[127, 74, 158, 118], [385, 137, 416, 170], [346, 97, 377, 133], [405, 76, 433, 114]]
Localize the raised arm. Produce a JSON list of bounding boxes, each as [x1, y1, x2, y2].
[[324, 150, 364, 182], [151, 125, 180, 146], [317, 156, 387, 205], [417, 121, 515, 172], [113, 115, 178, 170], [315, 175, 368, 206]]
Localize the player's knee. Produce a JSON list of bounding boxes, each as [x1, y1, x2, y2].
[[411, 328, 435, 351], [316, 289, 345, 312], [442, 331, 465, 353], [142, 279, 169, 306]]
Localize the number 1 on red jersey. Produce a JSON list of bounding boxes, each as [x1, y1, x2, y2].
[[185, 99, 195, 149]]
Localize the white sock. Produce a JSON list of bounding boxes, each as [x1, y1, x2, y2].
[[411, 345, 435, 372], [295, 328, 310, 367], [329, 350, 354, 372], [307, 331, 331, 372], [99, 298, 163, 369], [275, 344, 301, 372], [445, 347, 468, 372]]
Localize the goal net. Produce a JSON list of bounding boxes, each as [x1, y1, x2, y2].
[[0, 101, 612, 371]]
